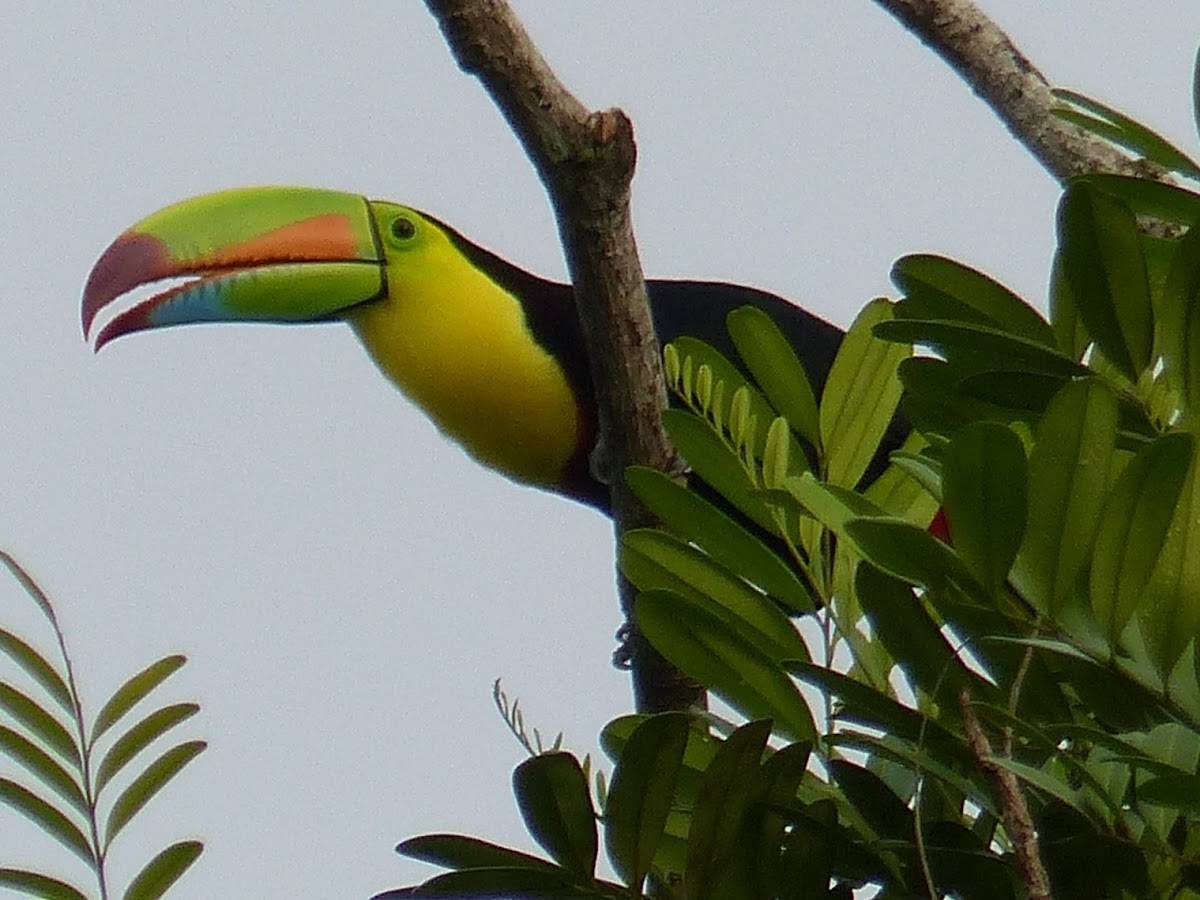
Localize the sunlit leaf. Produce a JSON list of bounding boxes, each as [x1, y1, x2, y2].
[[96, 703, 200, 795], [1057, 182, 1154, 380], [512, 752, 597, 882], [1091, 434, 1193, 644], [942, 422, 1028, 595], [0, 778, 93, 867], [821, 299, 908, 488], [637, 591, 815, 742], [1012, 379, 1117, 617], [844, 517, 977, 593], [0, 868, 89, 900], [727, 305, 821, 448], [1158, 221, 1200, 408], [623, 466, 813, 611], [105, 741, 206, 846], [0, 724, 86, 815], [123, 840, 203, 900], [0, 629, 72, 715], [1141, 458, 1200, 674], [876, 319, 1086, 380], [892, 254, 1055, 347], [92, 655, 187, 742], [0, 682, 78, 768], [662, 408, 776, 533], [620, 530, 810, 663], [604, 712, 689, 888]]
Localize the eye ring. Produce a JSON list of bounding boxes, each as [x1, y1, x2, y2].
[[390, 216, 417, 241]]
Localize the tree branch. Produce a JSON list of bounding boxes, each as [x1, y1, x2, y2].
[[424, 0, 700, 713], [874, 0, 1168, 183], [960, 690, 1053, 900]]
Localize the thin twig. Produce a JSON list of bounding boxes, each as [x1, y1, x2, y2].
[[873, 0, 1170, 184], [423, 0, 697, 713], [960, 688, 1053, 900]]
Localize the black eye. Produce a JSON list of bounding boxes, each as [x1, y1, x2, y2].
[[390, 216, 417, 241]]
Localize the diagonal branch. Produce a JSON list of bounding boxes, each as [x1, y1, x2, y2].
[[423, 0, 699, 714], [874, 0, 1169, 183]]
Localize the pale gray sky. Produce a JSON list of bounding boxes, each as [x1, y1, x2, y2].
[[2, 2, 1198, 897]]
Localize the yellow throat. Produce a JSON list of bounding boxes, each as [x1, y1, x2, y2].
[[346, 207, 583, 489]]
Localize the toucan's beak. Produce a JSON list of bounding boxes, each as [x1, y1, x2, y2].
[[82, 186, 385, 350]]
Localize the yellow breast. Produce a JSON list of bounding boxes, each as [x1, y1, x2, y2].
[[346, 220, 583, 490]]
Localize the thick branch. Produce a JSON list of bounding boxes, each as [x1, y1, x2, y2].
[[874, 0, 1167, 183], [424, 0, 698, 713]]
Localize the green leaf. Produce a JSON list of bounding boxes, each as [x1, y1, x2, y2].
[[92, 655, 187, 742], [1053, 88, 1200, 177], [623, 466, 813, 612], [0, 553, 61, 632], [603, 712, 689, 888], [399, 867, 586, 897], [0, 724, 86, 815], [1158, 219, 1200, 409], [982, 757, 1093, 822], [96, 702, 200, 795], [0, 682, 78, 768], [727, 305, 821, 448], [0, 628, 73, 715], [123, 841, 203, 900], [942, 422, 1028, 594], [1140, 456, 1200, 674], [105, 740, 206, 846], [893, 253, 1056, 347], [844, 517, 977, 593], [854, 567, 993, 708], [1076, 174, 1200, 226], [828, 759, 913, 843], [620, 530, 810, 663], [753, 741, 812, 895], [661, 408, 775, 533], [1138, 773, 1200, 814], [0, 869, 89, 900], [512, 752, 597, 882], [821, 299, 908, 488], [636, 591, 816, 742], [786, 664, 972, 767], [1091, 433, 1193, 644], [0, 778, 93, 866], [684, 720, 772, 899], [397, 833, 561, 873], [667, 336, 785, 454], [1012, 379, 1117, 617], [876, 319, 1086, 379], [1057, 182, 1154, 380]]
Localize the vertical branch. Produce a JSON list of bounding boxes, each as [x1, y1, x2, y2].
[[424, 0, 699, 713]]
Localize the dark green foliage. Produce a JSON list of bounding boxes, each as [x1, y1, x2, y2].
[[390, 80, 1200, 899], [0, 552, 204, 900]]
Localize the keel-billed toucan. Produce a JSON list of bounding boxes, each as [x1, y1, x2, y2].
[[83, 187, 894, 510]]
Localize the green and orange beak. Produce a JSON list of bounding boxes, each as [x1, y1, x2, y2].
[[82, 186, 387, 349]]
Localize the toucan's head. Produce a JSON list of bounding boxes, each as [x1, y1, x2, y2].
[[82, 186, 600, 505], [82, 186, 441, 347]]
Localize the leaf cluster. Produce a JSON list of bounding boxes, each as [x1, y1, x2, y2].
[[0, 552, 204, 900], [386, 76, 1200, 899]]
